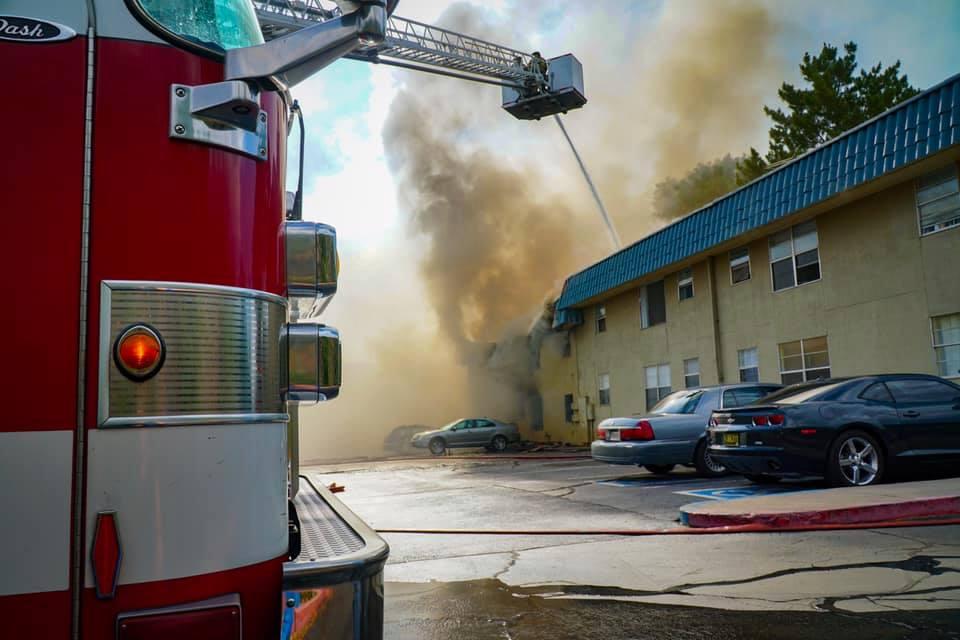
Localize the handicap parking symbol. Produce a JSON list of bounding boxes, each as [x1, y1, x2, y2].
[[676, 486, 808, 501]]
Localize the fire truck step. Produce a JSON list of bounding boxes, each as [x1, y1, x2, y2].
[[291, 482, 365, 561]]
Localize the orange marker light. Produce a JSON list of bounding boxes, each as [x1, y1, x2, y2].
[[114, 325, 164, 381]]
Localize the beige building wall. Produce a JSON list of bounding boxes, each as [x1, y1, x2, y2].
[[534, 332, 585, 444], [537, 161, 960, 439]]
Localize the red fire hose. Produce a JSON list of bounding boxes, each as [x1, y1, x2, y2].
[[376, 516, 960, 536]]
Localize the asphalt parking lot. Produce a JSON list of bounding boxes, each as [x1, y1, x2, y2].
[[305, 456, 960, 639]]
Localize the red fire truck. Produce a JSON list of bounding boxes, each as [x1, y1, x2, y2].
[[0, 1, 584, 638]]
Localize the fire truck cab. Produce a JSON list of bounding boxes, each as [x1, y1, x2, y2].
[[1, 1, 389, 637]]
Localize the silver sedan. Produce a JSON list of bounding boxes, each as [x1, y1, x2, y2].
[[412, 418, 521, 455], [591, 383, 782, 476]]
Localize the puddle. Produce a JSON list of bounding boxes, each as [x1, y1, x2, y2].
[[385, 579, 959, 640]]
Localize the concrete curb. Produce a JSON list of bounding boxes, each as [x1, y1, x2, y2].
[[680, 494, 960, 528]]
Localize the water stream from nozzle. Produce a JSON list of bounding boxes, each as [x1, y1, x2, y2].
[[553, 115, 621, 250]]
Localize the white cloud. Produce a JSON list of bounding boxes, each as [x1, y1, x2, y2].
[[300, 66, 402, 251]]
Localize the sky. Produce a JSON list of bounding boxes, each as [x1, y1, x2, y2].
[[289, 0, 960, 461]]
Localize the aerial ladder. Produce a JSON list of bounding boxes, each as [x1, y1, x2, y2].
[[252, 0, 587, 120]]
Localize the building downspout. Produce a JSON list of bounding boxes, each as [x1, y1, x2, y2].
[[570, 328, 589, 443], [707, 256, 724, 384]]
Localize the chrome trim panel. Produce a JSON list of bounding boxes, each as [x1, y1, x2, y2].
[[98, 281, 288, 427]]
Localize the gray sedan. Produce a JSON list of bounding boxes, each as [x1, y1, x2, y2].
[[591, 383, 782, 476], [412, 418, 521, 455]]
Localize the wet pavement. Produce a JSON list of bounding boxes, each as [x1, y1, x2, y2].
[[305, 456, 960, 638], [386, 580, 960, 639]]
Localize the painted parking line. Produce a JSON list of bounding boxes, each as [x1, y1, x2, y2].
[[675, 486, 813, 501], [598, 477, 715, 489]]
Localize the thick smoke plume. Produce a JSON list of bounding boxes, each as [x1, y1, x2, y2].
[[299, 0, 786, 460], [382, 1, 783, 424], [382, 80, 595, 422]]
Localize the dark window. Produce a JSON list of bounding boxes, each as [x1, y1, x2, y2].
[[683, 358, 700, 388], [887, 379, 960, 403], [779, 336, 830, 384], [932, 314, 960, 378], [645, 364, 671, 410], [781, 371, 805, 385], [640, 282, 666, 328], [738, 348, 759, 382], [860, 382, 895, 403], [722, 386, 772, 408], [771, 257, 795, 291], [916, 165, 960, 235], [563, 394, 574, 422], [730, 247, 751, 284], [598, 373, 611, 406], [596, 305, 607, 333], [770, 222, 820, 292], [678, 268, 694, 301], [651, 390, 703, 414], [648, 281, 666, 325], [562, 334, 572, 358], [795, 249, 820, 284]]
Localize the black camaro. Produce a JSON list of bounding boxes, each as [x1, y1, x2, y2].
[[707, 374, 960, 487]]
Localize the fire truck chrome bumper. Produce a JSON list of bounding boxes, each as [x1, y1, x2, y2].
[[282, 476, 388, 640]]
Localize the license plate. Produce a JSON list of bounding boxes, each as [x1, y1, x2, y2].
[[723, 433, 740, 447], [609, 431, 621, 442]]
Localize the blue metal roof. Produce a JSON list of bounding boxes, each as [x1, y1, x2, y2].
[[556, 73, 960, 312]]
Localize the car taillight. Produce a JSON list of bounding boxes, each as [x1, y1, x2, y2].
[[596, 428, 607, 440], [621, 420, 655, 441], [752, 413, 785, 427]]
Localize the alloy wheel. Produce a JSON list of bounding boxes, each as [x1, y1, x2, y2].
[[837, 436, 879, 486], [702, 447, 725, 474]]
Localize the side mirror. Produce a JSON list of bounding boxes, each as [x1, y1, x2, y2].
[[225, 2, 387, 91], [286, 221, 338, 320], [282, 324, 341, 404]]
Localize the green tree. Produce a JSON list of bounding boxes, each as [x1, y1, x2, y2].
[[654, 155, 740, 221], [736, 42, 918, 185]]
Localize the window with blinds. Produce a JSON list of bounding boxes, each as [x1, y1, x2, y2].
[[916, 165, 960, 236]]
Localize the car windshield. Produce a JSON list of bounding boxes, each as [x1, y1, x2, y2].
[[135, 0, 264, 52], [770, 381, 848, 404], [650, 390, 704, 414]]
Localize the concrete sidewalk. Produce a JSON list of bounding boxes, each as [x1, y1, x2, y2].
[[680, 478, 960, 528]]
